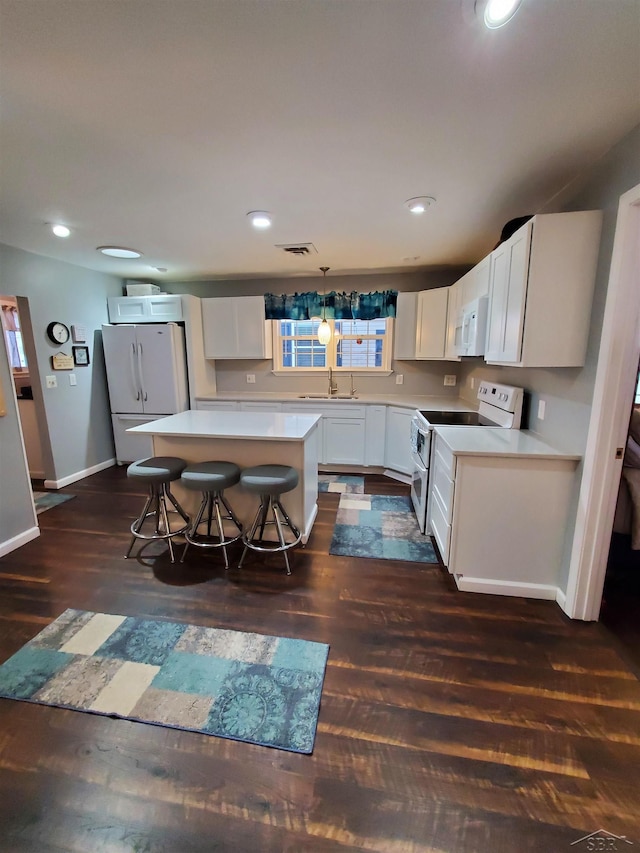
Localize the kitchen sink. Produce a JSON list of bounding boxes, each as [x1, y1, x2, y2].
[[297, 394, 358, 400]]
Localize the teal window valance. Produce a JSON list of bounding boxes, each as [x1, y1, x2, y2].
[[264, 290, 397, 321]]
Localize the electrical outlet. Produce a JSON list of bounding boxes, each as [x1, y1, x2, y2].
[[46, 375, 57, 389], [538, 399, 546, 420], [443, 375, 457, 387], [469, 377, 475, 390], [246, 374, 256, 384], [395, 374, 404, 385]]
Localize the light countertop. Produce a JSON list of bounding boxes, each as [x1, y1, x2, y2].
[[434, 426, 581, 461], [127, 410, 321, 441], [196, 392, 477, 411]]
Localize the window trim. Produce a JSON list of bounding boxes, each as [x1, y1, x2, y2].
[[272, 318, 394, 373]]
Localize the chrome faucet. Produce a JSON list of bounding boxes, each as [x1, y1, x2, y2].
[[350, 373, 356, 396], [328, 366, 338, 396]]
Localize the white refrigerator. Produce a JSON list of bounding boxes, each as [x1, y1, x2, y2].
[[102, 322, 189, 464]]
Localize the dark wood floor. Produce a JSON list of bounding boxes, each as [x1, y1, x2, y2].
[[1, 468, 639, 852]]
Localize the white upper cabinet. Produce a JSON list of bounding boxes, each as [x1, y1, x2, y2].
[[444, 280, 462, 361], [393, 292, 419, 360], [202, 295, 273, 359], [485, 211, 602, 367], [107, 294, 183, 323], [416, 287, 449, 360]]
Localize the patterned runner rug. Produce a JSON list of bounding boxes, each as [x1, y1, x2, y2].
[[318, 474, 365, 494], [0, 609, 329, 754], [330, 493, 438, 563]]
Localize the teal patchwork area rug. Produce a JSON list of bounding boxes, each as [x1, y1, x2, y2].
[[330, 493, 438, 563], [33, 492, 75, 514], [0, 609, 329, 754], [318, 474, 364, 494]]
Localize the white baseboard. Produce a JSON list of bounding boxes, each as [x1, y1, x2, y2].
[[454, 575, 559, 601], [0, 525, 40, 559], [44, 457, 116, 490], [555, 587, 567, 609]]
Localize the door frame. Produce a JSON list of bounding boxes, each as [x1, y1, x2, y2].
[[563, 182, 640, 620]]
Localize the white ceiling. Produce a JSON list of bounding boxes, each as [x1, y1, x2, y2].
[[0, 0, 639, 282]]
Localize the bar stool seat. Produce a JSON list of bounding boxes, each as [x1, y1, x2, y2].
[[125, 456, 190, 563], [180, 461, 243, 568], [238, 464, 301, 575]]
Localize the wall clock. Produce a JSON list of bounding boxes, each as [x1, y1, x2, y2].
[[46, 321, 70, 344]]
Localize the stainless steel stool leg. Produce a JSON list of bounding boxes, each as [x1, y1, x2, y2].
[[238, 500, 265, 569], [181, 492, 209, 563], [126, 490, 154, 558], [272, 500, 291, 576]]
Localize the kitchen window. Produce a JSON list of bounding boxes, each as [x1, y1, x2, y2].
[[273, 318, 393, 373]]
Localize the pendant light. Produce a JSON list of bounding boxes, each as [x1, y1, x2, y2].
[[317, 266, 332, 345]]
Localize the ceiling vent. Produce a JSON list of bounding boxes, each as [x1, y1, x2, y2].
[[275, 242, 318, 256]]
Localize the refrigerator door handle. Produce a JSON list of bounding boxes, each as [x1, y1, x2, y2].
[[130, 343, 140, 401], [137, 342, 148, 401]]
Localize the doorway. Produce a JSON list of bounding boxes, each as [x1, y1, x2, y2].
[[0, 295, 46, 480], [599, 365, 640, 669]]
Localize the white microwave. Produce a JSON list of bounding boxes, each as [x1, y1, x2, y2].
[[454, 295, 489, 357]]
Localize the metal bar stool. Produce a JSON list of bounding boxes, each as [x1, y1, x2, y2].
[[238, 464, 301, 575], [180, 461, 243, 568], [125, 456, 190, 563]]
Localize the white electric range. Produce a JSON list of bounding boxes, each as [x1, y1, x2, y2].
[[410, 381, 525, 533]]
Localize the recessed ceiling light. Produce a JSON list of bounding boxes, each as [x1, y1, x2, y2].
[[51, 224, 71, 238], [247, 210, 272, 229], [97, 246, 143, 259], [482, 0, 522, 29], [405, 197, 436, 214]]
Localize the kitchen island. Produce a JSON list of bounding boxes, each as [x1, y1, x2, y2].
[[128, 410, 321, 542]]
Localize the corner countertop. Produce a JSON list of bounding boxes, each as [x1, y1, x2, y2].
[[434, 426, 582, 461], [127, 410, 322, 441], [196, 392, 477, 411]]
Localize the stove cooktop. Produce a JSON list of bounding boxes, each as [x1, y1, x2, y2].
[[419, 410, 487, 426]]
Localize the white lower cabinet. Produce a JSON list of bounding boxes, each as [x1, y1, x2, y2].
[[195, 400, 239, 411], [239, 401, 282, 412], [324, 415, 366, 465], [365, 406, 386, 466], [384, 407, 413, 475], [429, 434, 578, 599]]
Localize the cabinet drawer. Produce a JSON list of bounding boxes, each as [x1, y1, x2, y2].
[[431, 458, 455, 522], [429, 487, 451, 566], [195, 400, 239, 411], [433, 438, 455, 478], [239, 402, 282, 412]]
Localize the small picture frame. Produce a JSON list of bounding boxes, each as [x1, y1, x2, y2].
[[72, 345, 90, 366], [71, 324, 87, 343]]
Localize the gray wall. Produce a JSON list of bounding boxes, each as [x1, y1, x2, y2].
[[0, 244, 122, 483]]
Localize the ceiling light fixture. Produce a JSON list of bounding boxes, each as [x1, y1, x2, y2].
[[97, 246, 143, 259], [482, 0, 522, 29], [247, 210, 272, 229], [317, 266, 332, 346], [51, 224, 71, 238], [405, 196, 436, 214]]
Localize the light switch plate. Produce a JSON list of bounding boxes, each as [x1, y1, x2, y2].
[[395, 374, 404, 385], [69, 374, 77, 386], [538, 399, 546, 420]]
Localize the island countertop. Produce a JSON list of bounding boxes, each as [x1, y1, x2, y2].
[[127, 410, 321, 441]]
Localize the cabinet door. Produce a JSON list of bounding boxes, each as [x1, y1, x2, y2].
[[324, 417, 366, 465], [393, 292, 419, 359], [444, 282, 462, 361], [485, 222, 532, 363], [102, 324, 143, 414], [202, 296, 272, 359], [384, 407, 413, 474], [416, 288, 449, 359], [365, 405, 386, 465], [202, 298, 239, 358]]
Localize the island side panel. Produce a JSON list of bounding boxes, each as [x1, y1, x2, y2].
[[151, 426, 319, 543]]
